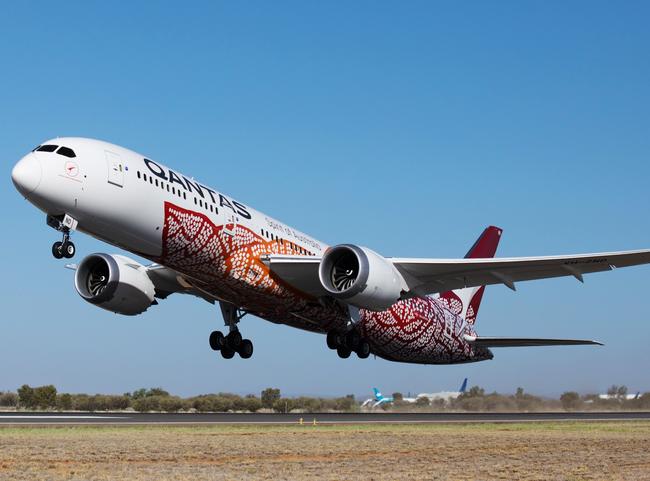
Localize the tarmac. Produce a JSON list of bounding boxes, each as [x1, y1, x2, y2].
[[0, 411, 649, 425]]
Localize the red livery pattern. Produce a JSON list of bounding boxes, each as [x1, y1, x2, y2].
[[359, 297, 492, 364], [159, 203, 496, 364], [159, 202, 348, 332]]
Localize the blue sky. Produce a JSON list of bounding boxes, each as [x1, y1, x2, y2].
[[1, 1, 649, 398]]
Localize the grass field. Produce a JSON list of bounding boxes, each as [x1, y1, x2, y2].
[[0, 422, 649, 480]]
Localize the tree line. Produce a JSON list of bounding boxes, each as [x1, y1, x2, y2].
[[0, 385, 356, 413], [0, 384, 647, 412]]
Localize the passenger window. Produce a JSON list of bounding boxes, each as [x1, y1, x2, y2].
[[143, 173, 147, 181], [137, 171, 141, 179], [37, 145, 58, 152], [172, 187, 176, 195], [56, 147, 76, 158]]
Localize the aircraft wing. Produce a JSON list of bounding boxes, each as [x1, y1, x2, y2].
[[263, 249, 650, 297], [66, 262, 217, 303], [464, 335, 603, 347]]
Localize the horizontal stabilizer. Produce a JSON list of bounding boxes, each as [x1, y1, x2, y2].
[[463, 334, 603, 347]]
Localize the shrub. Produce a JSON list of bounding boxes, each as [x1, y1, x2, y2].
[[560, 391, 582, 411], [56, 393, 73, 411], [0, 392, 18, 407], [261, 388, 281, 409], [17, 385, 35, 409]]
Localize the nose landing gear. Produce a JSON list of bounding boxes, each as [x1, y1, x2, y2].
[[209, 301, 254, 359], [47, 214, 77, 259]]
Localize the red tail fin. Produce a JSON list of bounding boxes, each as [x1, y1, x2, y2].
[[438, 226, 503, 324]]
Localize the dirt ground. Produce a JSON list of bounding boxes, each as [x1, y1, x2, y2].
[[0, 422, 648, 481]]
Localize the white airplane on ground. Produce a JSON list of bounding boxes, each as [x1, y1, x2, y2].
[[11, 138, 650, 363], [598, 392, 641, 401], [417, 377, 469, 403]]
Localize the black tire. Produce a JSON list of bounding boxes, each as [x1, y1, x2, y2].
[[238, 339, 254, 359], [209, 331, 225, 351], [221, 347, 235, 359], [345, 330, 361, 350], [337, 346, 352, 359], [326, 331, 340, 350], [52, 241, 64, 259], [63, 241, 75, 259], [226, 330, 242, 349], [356, 340, 371, 359]]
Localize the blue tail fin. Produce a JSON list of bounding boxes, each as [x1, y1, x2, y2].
[[372, 388, 383, 401], [459, 378, 468, 393]]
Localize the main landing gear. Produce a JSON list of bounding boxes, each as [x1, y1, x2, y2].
[[326, 329, 371, 359], [209, 301, 254, 360], [47, 214, 77, 259]]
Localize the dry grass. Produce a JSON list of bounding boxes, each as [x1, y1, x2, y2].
[[0, 422, 649, 480]]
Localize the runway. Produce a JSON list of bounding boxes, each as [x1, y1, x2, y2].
[[0, 411, 649, 425]]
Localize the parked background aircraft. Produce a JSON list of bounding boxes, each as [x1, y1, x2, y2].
[[11, 137, 650, 365], [417, 377, 469, 403], [362, 378, 469, 407], [360, 388, 394, 408]]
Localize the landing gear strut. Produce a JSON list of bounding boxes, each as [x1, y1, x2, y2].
[[209, 301, 254, 359], [327, 328, 370, 359], [47, 214, 77, 259]]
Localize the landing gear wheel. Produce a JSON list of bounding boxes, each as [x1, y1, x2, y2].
[[63, 241, 75, 259], [345, 330, 361, 350], [238, 339, 254, 359], [326, 331, 341, 350], [337, 346, 352, 359], [226, 330, 242, 349], [52, 241, 64, 259], [209, 331, 225, 351], [356, 340, 371, 359], [221, 347, 236, 359]]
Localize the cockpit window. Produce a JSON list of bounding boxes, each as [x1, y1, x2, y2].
[[36, 145, 58, 152], [57, 146, 76, 158]]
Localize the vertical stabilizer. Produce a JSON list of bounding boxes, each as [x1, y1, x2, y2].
[[459, 377, 468, 393], [438, 226, 502, 324]]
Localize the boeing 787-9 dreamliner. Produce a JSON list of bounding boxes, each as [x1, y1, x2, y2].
[[11, 138, 650, 363]]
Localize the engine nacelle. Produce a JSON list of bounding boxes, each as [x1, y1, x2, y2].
[[318, 244, 407, 311], [74, 253, 156, 316]]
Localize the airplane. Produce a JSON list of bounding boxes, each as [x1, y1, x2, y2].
[[598, 392, 641, 401], [416, 377, 468, 403], [364, 378, 468, 407], [11, 137, 650, 363], [361, 388, 394, 408]]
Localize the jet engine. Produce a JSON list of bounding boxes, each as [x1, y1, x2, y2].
[[318, 244, 407, 311], [74, 253, 156, 315]]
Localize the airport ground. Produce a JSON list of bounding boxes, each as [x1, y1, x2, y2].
[[0, 420, 649, 480]]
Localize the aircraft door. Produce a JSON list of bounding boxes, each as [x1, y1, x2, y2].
[[105, 151, 124, 187]]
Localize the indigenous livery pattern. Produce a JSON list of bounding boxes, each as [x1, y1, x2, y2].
[[160, 202, 496, 364], [360, 297, 492, 364], [160, 202, 348, 332]]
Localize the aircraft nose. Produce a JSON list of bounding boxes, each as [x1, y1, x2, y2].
[[11, 153, 42, 197]]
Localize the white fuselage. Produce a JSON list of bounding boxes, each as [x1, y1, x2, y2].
[[11, 137, 490, 364]]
